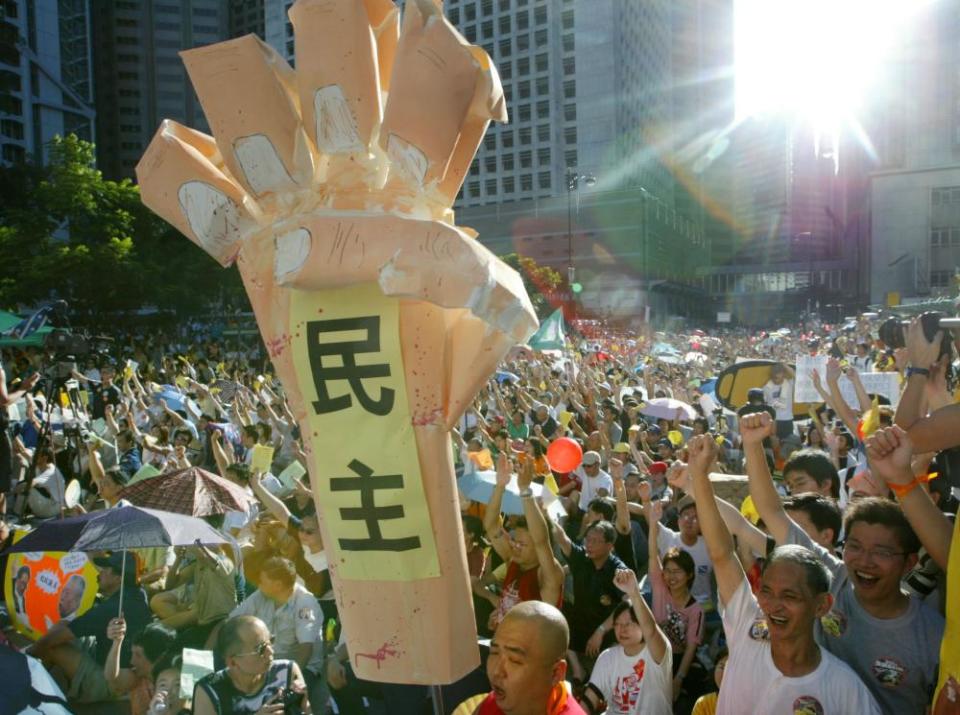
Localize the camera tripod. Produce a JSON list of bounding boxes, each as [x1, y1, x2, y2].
[[16, 367, 89, 521]]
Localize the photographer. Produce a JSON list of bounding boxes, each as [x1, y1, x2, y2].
[[0, 357, 40, 515], [11, 443, 65, 519], [194, 615, 311, 715]]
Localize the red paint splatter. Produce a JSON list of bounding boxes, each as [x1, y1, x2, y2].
[[355, 638, 401, 670], [266, 333, 292, 358], [410, 408, 444, 426]]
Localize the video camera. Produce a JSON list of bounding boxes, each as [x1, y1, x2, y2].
[[39, 301, 113, 381], [878, 311, 959, 361]]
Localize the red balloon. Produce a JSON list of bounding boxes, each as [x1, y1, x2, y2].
[[547, 437, 583, 473]]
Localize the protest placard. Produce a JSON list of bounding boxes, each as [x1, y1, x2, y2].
[[794, 355, 828, 403]]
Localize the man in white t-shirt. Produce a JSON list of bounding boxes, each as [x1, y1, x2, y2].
[[746, 414, 944, 713], [16, 446, 66, 519], [576, 451, 613, 512], [762, 363, 795, 441], [685, 434, 880, 715], [657, 495, 713, 606]]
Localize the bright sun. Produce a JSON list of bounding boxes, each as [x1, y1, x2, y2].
[[735, 0, 921, 130]]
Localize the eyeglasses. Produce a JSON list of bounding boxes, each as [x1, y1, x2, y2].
[[235, 639, 273, 658], [842, 542, 907, 563]]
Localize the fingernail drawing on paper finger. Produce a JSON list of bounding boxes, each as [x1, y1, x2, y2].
[[315, 86, 364, 154], [234, 134, 299, 196], [178, 181, 243, 262], [275, 228, 312, 284]]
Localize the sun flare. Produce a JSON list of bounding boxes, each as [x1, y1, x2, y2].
[[735, 0, 920, 132]]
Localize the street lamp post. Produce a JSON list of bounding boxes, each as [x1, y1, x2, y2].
[[565, 166, 596, 323]]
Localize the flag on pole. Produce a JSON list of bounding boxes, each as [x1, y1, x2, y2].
[[527, 308, 565, 352]]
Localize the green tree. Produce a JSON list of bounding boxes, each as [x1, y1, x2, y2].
[[0, 134, 245, 318], [499, 253, 563, 319]]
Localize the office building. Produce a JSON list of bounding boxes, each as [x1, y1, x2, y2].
[[868, 1, 960, 305], [444, 0, 733, 323], [263, 0, 292, 61], [0, 0, 95, 166], [230, 0, 264, 39], [91, 0, 229, 180]]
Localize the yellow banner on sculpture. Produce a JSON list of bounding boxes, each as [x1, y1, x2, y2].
[[289, 283, 439, 581]]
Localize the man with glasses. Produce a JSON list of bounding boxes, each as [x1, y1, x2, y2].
[[553, 520, 626, 679], [194, 615, 311, 714], [741, 412, 944, 713], [227, 558, 325, 710], [686, 434, 879, 714], [656, 496, 715, 608]]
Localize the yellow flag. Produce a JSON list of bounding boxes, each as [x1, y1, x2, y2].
[[933, 517, 960, 712], [543, 473, 559, 495]]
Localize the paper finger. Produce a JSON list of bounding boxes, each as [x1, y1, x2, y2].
[[181, 35, 314, 201]]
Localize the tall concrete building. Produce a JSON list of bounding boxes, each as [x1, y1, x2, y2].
[[868, 1, 960, 305], [700, 113, 867, 324], [230, 0, 264, 39], [0, 0, 95, 166], [442, 0, 734, 323], [263, 0, 293, 61], [91, 0, 229, 180]]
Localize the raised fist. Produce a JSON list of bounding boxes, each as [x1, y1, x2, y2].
[[136, 0, 536, 685], [739, 412, 773, 446], [613, 568, 640, 594], [687, 434, 718, 475], [865, 425, 915, 487]]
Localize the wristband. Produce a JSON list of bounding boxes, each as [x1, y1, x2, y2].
[[595, 625, 606, 633], [519, 487, 534, 498], [888, 478, 920, 499], [905, 366, 930, 378]]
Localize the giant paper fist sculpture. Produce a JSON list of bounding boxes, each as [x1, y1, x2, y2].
[[136, 0, 537, 684]]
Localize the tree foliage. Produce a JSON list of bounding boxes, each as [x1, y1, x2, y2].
[[499, 253, 563, 319], [0, 135, 245, 319], [0, 135, 562, 324]]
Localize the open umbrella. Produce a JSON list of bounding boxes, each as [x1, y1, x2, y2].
[[457, 471, 565, 520], [651, 342, 680, 357], [118, 466, 256, 516], [4, 504, 228, 616], [640, 397, 698, 421], [153, 385, 201, 419]]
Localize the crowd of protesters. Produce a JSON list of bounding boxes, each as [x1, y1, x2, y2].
[[0, 309, 957, 714]]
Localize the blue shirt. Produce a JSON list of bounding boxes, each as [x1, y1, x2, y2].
[[118, 447, 141, 480]]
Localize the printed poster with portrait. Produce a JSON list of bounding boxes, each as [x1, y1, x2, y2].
[[4, 529, 98, 640]]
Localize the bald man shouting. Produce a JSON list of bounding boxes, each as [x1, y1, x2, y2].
[[478, 601, 586, 715]]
